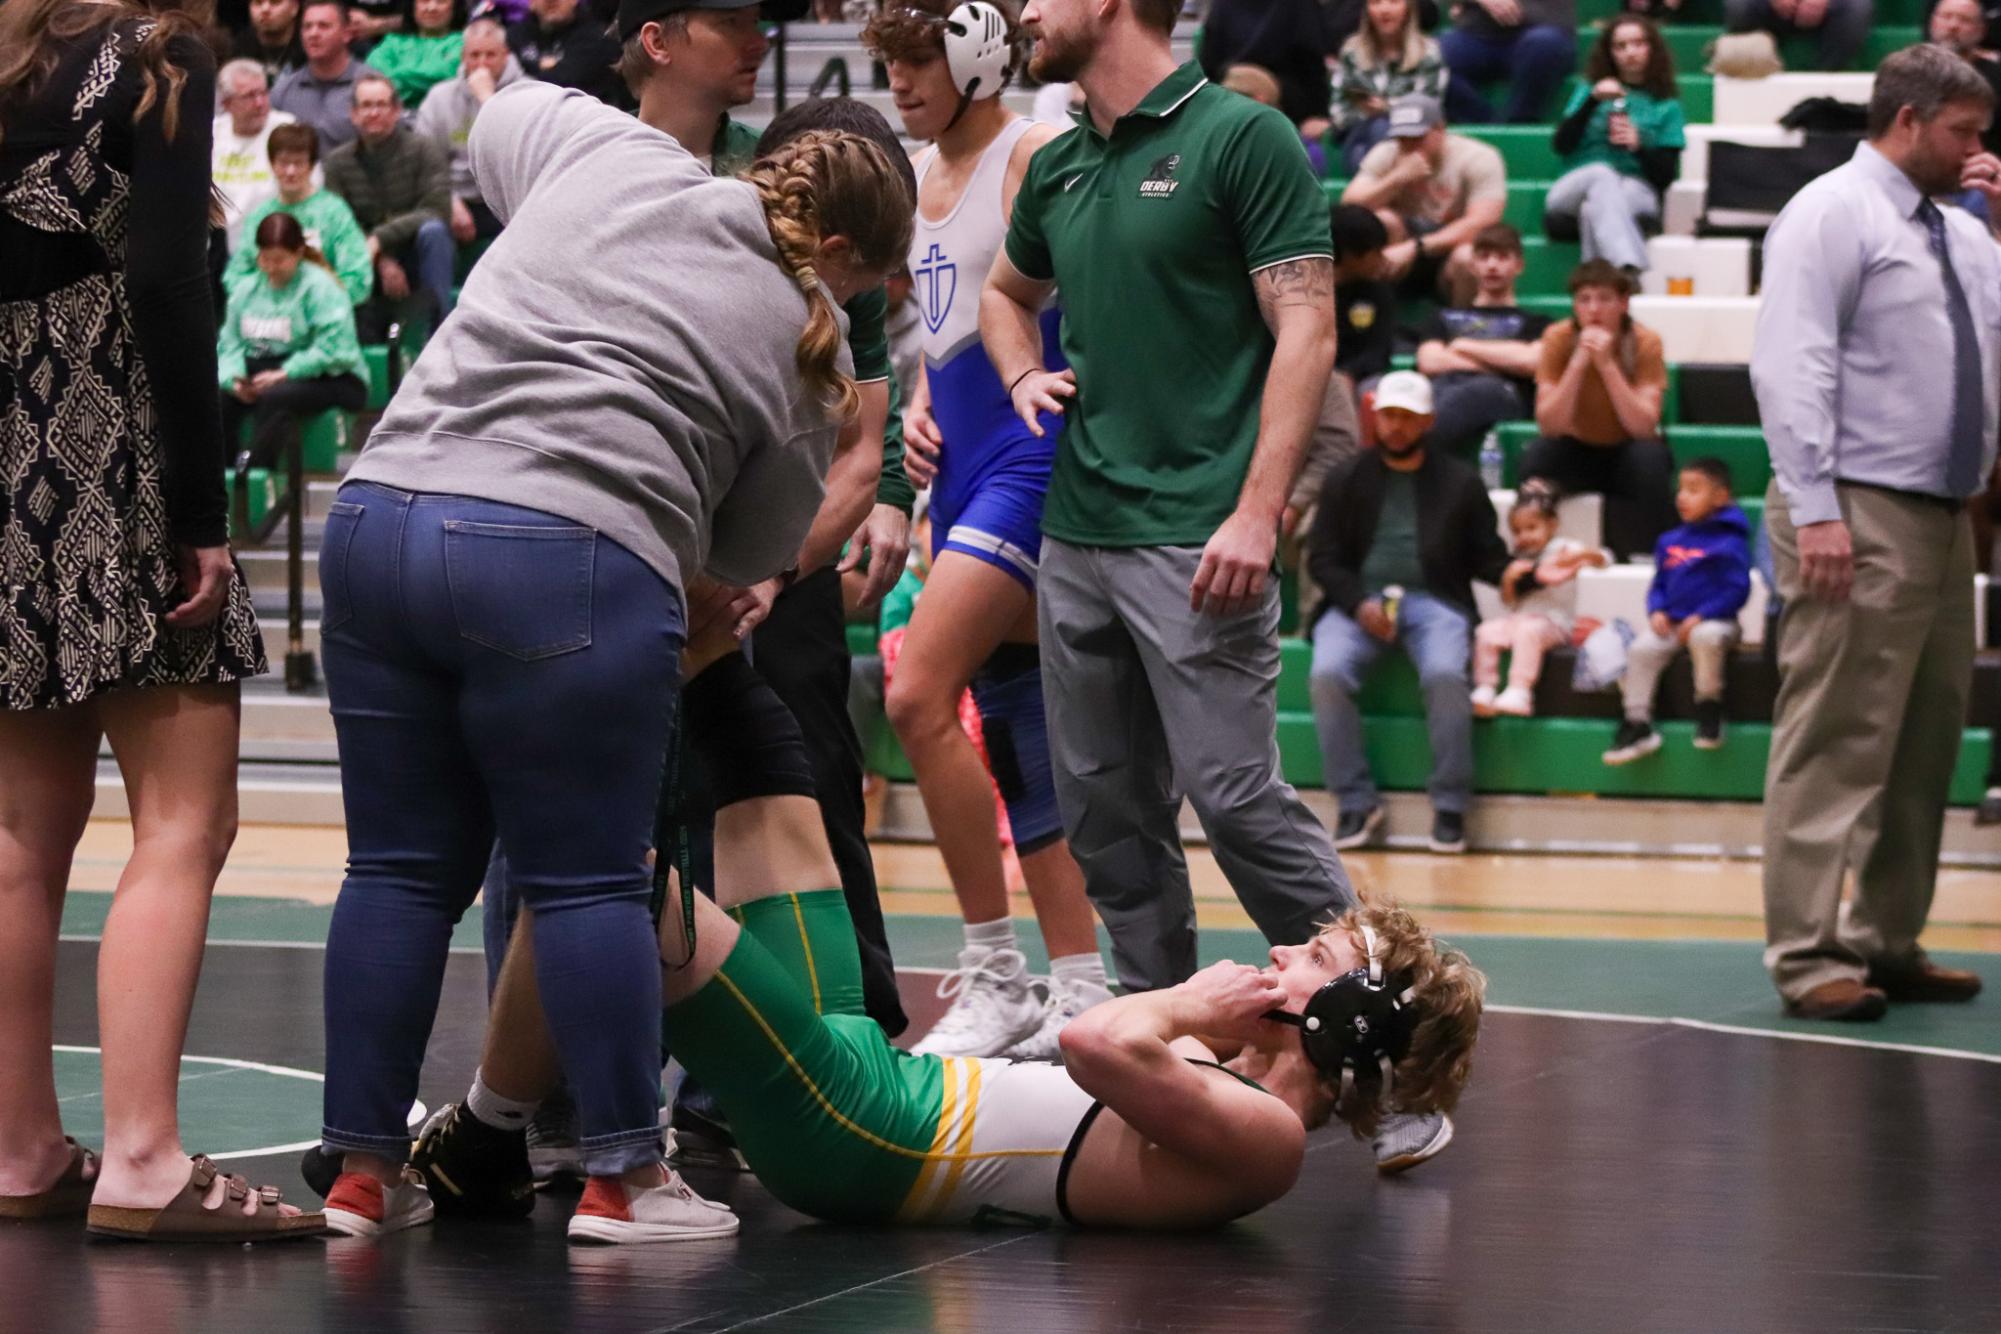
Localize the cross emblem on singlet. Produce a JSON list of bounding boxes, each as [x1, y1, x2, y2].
[[915, 243, 958, 336]]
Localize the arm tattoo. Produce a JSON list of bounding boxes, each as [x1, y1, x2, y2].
[[1252, 257, 1336, 334]]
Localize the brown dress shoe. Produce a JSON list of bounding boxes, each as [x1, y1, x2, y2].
[[1785, 978, 1889, 1022], [1867, 960, 1984, 1003]]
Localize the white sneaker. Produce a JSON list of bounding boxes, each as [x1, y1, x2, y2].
[[1491, 686, 1534, 717], [1470, 685, 1498, 717], [566, 1163, 738, 1244], [1000, 974, 1115, 1062], [324, 1169, 436, 1239], [911, 945, 1043, 1058]]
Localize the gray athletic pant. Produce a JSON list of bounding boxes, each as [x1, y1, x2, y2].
[[1038, 538, 1357, 992]]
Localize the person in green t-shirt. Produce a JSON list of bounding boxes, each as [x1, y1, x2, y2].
[[1543, 16, 1685, 274], [366, 0, 467, 109], [216, 210, 368, 467], [226, 122, 374, 306]]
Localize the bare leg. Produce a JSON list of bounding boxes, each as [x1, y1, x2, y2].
[[93, 684, 295, 1216], [1017, 843, 1098, 960], [0, 703, 100, 1197], [884, 554, 1036, 930], [480, 909, 563, 1105]]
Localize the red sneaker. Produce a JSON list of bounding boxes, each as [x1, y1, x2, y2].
[[324, 1169, 436, 1239], [566, 1167, 737, 1244]]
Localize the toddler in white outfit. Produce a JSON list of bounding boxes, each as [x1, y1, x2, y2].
[[1472, 483, 1609, 717]]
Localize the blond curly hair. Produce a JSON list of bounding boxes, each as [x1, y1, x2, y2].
[[744, 129, 914, 422], [1309, 899, 1486, 1140]]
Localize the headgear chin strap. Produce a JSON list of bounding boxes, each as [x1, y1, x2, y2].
[[1265, 925, 1419, 1108], [918, 1, 1011, 131]]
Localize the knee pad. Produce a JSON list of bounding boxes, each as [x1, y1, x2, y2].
[[682, 652, 819, 809], [969, 644, 1065, 855]]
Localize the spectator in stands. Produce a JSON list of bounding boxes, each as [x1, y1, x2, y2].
[[228, 124, 374, 306], [414, 19, 522, 246], [1307, 371, 1510, 855], [1342, 95, 1507, 303], [1415, 222, 1550, 457], [1197, 0, 1337, 133], [217, 212, 370, 469], [270, 0, 381, 151], [1752, 44, 1995, 1021], [214, 59, 299, 254], [1525, 260, 1673, 560], [1221, 64, 1331, 172], [348, 0, 406, 43], [1472, 481, 1609, 717], [1601, 456, 1751, 762], [509, 0, 631, 107], [1333, 203, 1396, 388], [1931, 0, 2001, 155], [1329, 0, 1449, 175], [232, 0, 307, 82], [1544, 17, 1685, 276], [1439, 0, 1575, 124], [325, 73, 455, 333], [1726, 0, 1870, 72], [369, 0, 469, 108]]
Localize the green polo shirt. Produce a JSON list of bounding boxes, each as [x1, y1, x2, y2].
[[1004, 62, 1331, 547], [715, 117, 913, 515]]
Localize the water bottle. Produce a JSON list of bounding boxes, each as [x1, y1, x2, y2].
[[1479, 430, 1505, 491]]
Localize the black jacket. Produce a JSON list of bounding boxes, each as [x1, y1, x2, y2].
[[1306, 446, 1510, 627]]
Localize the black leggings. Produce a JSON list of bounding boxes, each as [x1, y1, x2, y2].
[[218, 369, 367, 469], [1519, 435, 1677, 562]]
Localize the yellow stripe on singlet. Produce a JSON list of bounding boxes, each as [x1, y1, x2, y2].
[[898, 1057, 962, 1220], [928, 1060, 985, 1219], [788, 894, 822, 1014]]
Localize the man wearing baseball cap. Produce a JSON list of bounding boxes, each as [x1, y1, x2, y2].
[[613, 0, 804, 170], [1340, 94, 1506, 302], [1305, 370, 1509, 855]]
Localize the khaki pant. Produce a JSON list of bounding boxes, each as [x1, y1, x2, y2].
[[1761, 482, 1976, 1001]]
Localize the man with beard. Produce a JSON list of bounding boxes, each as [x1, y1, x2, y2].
[[1752, 44, 2000, 1022], [1931, 0, 2001, 154], [979, 0, 1455, 1172]]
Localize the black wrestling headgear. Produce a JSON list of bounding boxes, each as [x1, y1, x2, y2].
[[1266, 924, 1419, 1104]]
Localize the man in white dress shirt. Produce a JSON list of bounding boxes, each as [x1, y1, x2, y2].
[[1752, 44, 1999, 1022]]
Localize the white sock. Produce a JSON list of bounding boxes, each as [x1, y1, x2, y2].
[[466, 1068, 538, 1131], [1050, 952, 1108, 995], [964, 917, 1018, 954]]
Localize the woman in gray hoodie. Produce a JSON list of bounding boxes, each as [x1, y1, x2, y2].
[[312, 80, 914, 1246]]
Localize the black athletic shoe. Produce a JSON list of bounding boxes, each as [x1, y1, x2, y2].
[[409, 1102, 536, 1219], [300, 1146, 341, 1201], [1602, 719, 1662, 766], [669, 1101, 749, 1173], [1428, 810, 1466, 854], [1693, 700, 1725, 750], [1333, 804, 1385, 850]]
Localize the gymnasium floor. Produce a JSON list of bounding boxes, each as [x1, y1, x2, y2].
[[15, 821, 2001, 1333]]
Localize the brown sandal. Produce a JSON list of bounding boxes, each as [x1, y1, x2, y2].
[[0, 1138, 99, 1221], [86, 1155, 327, 1242]]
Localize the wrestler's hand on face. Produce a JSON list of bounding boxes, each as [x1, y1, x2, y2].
[[1175, 960, 1289, 1045]]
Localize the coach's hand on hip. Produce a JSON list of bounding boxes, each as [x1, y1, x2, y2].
[[1797, 518, 1853, 602], [1008, 367, 1076, 436], [1191, 507, 1279, 617]]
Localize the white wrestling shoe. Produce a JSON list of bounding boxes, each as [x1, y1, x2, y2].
[[911, 945, 1043, 1058], [999, 975, 1115, 1063], [1373, 1110, 1454, 1175], [566, 1161, 738, 1244]]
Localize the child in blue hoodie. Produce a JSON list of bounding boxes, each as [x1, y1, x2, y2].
[[1604, 457, 1752, 764]]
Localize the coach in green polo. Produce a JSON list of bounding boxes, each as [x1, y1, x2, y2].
[[980, 0, 1356, 994]]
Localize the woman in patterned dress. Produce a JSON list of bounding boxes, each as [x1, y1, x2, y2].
[[0, 0, 320, 1240]]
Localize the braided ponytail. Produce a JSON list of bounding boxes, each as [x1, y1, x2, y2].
[[745, 129, 915, 424]]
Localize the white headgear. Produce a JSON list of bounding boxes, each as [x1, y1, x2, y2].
[[942, 1, 1012, 100]]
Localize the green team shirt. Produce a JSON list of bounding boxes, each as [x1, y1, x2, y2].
[[1558, 85, 1686, 179], [1004, 62, 1332, 547], [717, 118, 912, 515]]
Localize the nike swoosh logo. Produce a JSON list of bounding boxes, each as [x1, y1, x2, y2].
[[1064, 174, 1084, 192]]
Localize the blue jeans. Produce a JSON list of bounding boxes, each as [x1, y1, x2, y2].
[[1308, 592, 1474, 815], [407, 217, 456, 321], [317, 482, 682, 1175], [1339, 116, 1393, 175], [1439, 24, 1578, 124]]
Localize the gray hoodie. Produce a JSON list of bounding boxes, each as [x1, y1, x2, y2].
[[411, 53, 527, 199], [348, 81, 848, 594]]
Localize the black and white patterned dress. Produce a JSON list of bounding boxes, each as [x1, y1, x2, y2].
[[0, 18, 266, 712]]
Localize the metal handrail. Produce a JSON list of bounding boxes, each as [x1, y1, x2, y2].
[[228, 421, 315, 693]]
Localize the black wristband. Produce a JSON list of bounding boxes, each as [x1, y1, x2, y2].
[[1008, 367, 1039, 396]]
